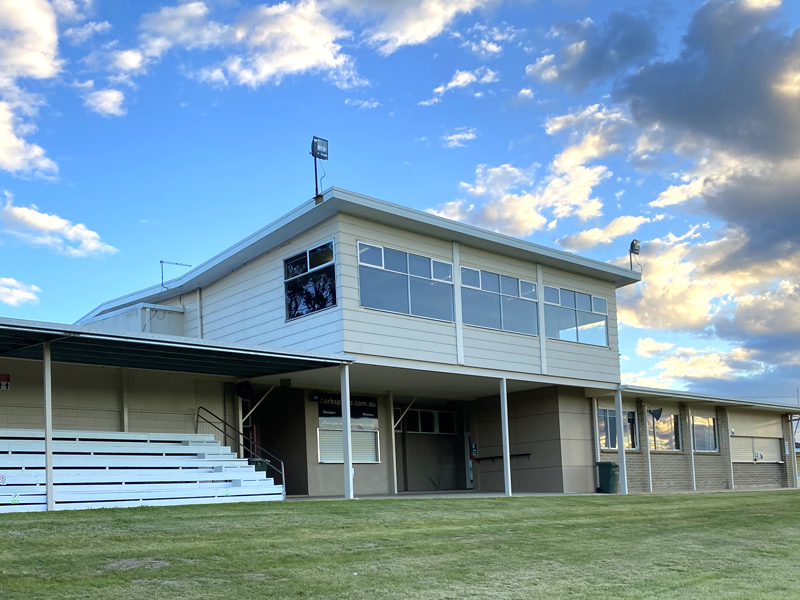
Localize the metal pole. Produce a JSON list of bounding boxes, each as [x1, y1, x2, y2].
[[340, 365, 354, 499], [43, 342, 55, 511], [591, 397, 600, 490], [688, 405, 696, 491], [614, 388, 628, 494], [388, 392, 398, 494], [644, 403, 653, 492], [314, 156, 319, 197], [726, 408, 735, 490], [499, 378, 512, 497]]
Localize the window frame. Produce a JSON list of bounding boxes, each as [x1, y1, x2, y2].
[[393, 407, 458, 435], [543, 285, 609, 347], [283, 239, 337, 322], [357, 241, 455, 323], [647, 409, 682, 452], [597, 407, 639, 451], [317, 428, 381, 464], [460, 265, 539, 336], [692, 415, 719, 453]]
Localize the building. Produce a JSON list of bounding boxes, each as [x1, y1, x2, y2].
[[1, 188, 797, 511]]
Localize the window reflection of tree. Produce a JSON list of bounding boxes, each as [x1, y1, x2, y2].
[[285, 264, 336, 319]]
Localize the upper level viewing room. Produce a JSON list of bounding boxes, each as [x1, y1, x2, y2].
[[77, 188, 641, 385]]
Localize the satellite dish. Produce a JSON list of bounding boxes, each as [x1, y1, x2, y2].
[[234, 381, 255, 400], [648, 408, 663, 421]]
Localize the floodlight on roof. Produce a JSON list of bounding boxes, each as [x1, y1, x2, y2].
[[629, 239, 640, 270], [311, 136, 329, 199]]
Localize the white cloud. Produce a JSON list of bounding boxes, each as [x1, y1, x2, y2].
[[344, 98, 380, 109], [465, 38, 502, 58], [443, 127, 478, 148], [51, 0, 92, 22], [0, 102, 57, 176], [0, 277, 40, 306], [526, 54, 558, 81], [424, 66, 498, 104], [63, 20, 112, 44], [516, 88, 534, 101], [636, 337, 675, 358], [336, 0, 493, 55], [557, 215, 650, 251], [0, 192, 117, 257], [84, 88, 125, 117]]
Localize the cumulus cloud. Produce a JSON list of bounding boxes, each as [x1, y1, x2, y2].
[[0, 102, 57, 176], [84, 88, 125, 116], [63, 20, 112, 44], [0, 277, 40, 306], [557, 215, 650, 251], [421, 66, 498, 104], [51, 0, 92, 22], [636, 337, 675, 358], [0, 192, 117, 257], [527, 12, 657, 91], [335, 0, 493, 55], [442, 126, 478, 148]]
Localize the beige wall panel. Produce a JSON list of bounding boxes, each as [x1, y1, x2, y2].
[[560, 439, 594, 468], [729, 410, 783, 438], [562, 465, 596, 493], [513, 466, 564, 493], [559, 412, 593, 442]]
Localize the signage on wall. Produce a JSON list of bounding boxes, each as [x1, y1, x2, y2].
[[0, 374, 9, 391], [314, 392, 378, 431]]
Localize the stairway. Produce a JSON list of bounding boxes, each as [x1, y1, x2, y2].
[[0, 428, 284, 512]]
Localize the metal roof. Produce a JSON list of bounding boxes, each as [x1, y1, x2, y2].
[[78, 187, 641, 323], [0, 318, 353, 379], [618, 384, 800, 413]]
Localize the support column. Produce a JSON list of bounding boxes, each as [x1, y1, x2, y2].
[[591, 397, 600, 490], [727, 408, 735, 490], [791, 416, 799, 489], [43, 342, 55, 511], [499, 378, 512, 497], [120, 368, 129, 432], [643, 402, 652, 492], [687, 405, 696, 491], [614, 389, 628, 495], [340, 365, 354, 499], [388, 391, 398, 494]]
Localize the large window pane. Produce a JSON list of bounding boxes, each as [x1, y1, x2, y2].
[[462, 287, 501, 329], [693, 416, 717, 451], [649, 413, 681, 451], [544, 304, 578, 342], [502, 297, 538, 335], [384, 248, 408, 273], [577, 311, 608, 346], [410, 277, 454, 321], [599, 408, 637, 449], [358, 243, 382, 267], [359, 265, 409, 314], [285, 264, 336, 319]]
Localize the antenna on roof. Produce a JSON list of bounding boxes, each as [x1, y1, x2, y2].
[[311, 136, 328, 201], [160, 260, 191, 289]]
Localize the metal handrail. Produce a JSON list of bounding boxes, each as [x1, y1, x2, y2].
[[195, 406, 285, 486]]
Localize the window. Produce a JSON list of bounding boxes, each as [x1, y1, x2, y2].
[[460, 267, 538, 335], [318, 430, 380, 463], [394, 407, 457, 434], [648, 408, 681, 451], [598, 408, 637, 449], [316, 393, 379, 463], [284, 241, 336, 320], [543, 286, 608, 346], [692, 416, 718, 452], [358, 242, 454, 321]]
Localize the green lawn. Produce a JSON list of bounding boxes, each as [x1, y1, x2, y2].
[[1, 491, 799, 599]]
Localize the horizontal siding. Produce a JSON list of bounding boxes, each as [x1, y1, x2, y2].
[[337, 214, 458, 364], [197, 217, 344, 354], [88, 310, 141, 333], [462, 326, 541, 373], [458, 246, 539, 282]]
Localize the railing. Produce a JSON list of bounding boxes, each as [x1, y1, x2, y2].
[[195, 406, 285, 486]]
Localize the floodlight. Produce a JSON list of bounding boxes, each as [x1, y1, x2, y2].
[[312, 137, 328, 160], [630, 239, 640, 255]]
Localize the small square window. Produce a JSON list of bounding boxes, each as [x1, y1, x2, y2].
[[284, 252, 308, 279], [432, 261, 453, 282], [308, 242, 334, 269], [593, 297, 608, 314], [481, 271, 500, 293], [560, 289, 576, 308], [406, 410, 420, 433], [576, 292, 592, 312], [500, 275, 519, 297], [438, 412, 456, 434], [409, 254, 431, 278], [384, 248, 408, 273], [461, 267, 480, 288], [358, 243, 382, 267], [419, 411, 435, 433], [543, 286, 560, 304], [520, 281, 537, 300]]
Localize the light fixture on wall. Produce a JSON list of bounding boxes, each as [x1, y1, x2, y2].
[[629, 239, 640, 270]]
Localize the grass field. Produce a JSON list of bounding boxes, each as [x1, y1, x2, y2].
[[1, 491, 799, 599]]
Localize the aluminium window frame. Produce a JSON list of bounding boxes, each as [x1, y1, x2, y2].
[[542, 285, 609, 347], [597, 407, 639, 451], [691, 414, 720, 453], [647, 410, 683, 452], [283, 239, 338, 322], [459, 265, 540, 337]]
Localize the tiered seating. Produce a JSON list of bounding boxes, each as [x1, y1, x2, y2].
[[0, 429, 284, 512]]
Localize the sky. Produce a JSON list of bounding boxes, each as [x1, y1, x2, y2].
[[2, 0, 800, 405]]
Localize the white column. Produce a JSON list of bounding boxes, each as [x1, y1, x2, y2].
[[614, 389, 628, 494], [791, 416, 799, 489], [643, 403, 652, 492], [726, 408, 735, 490], [43, 342, 55, 511], [452, 242, 465, 365], [687, 405, 696, 491], [388, 391, 398, 494], [536, 264, 547, 374], [340, 365, 354, 499], [500, 378, 512, 497], [234, 393, 244, 459]]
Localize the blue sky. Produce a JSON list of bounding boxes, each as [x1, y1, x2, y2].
[[2, 0, 800, 403]]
